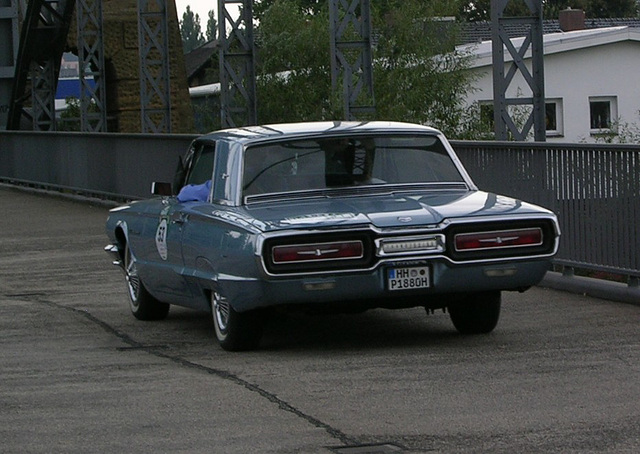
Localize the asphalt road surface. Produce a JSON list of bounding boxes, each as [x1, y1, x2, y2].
[[1, 186, 639, 454]]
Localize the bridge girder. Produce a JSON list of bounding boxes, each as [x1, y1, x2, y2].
[[76, 0, 107, 132], [329, 0, 375, 120], [215, 0, 376, 127], [138, 0, 172, 133], [0, 0, 20, 130], [218, 0, 257, 128], [491, 0, 546, 141], [8, 0, 76, 130]]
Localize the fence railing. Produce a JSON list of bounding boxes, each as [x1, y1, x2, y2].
[[1, 131, 638, 285], [0, 131, 196, 201], [452, 140, 640, 285]]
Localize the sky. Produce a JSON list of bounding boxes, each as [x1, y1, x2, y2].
[[174, 0, 217, 24]]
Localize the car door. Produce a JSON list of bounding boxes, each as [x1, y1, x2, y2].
[[177, 141, 238, 307], [148, 142, 217, 306]]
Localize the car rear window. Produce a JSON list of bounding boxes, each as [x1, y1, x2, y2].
[[242, 135, 464, 197]]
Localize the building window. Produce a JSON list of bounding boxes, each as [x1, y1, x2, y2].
[[545, 103, 557, 130], [590, 101, 610, 129], [545, 99, 563, 137], [589, 96, 617, 132], [478, 100, 563, 138]]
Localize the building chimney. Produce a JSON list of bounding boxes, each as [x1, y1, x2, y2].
[[559, 8, 586, 32]]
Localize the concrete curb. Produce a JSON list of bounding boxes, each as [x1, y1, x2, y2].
[[0, 182, 121, 208], [540, 271, 640, 306]]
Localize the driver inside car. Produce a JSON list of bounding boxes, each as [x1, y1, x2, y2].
[[177, 179, 212, 202]]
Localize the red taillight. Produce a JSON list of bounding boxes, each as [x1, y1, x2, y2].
[[454, 228, 543, 252], [272, 241, 364, 264]]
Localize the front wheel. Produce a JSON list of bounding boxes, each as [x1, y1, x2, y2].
[[448, 291, 501, 335], [124, 243, 170, 321], [211, 292, 263, 351]]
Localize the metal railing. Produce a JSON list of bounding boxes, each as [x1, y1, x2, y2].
[[0, 130, 196, 200], [452, 140, 640, 286], [1, 131, 638, 286]]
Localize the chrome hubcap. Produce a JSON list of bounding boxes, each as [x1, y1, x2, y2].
[[213, 292, 230, 332], [125, 246, 140, 304]]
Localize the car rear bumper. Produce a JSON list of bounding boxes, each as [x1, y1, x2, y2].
[[219, 258, 552, 312]]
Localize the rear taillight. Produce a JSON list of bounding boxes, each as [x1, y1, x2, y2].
[[454, 228, 543, 252], [272, 240, 364, 264]]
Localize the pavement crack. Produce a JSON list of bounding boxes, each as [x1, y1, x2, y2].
[[35, 297, 358, 447], [155, 350, 359, 446]]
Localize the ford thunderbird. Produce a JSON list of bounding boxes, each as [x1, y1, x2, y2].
[[105, 122, 560, 350]]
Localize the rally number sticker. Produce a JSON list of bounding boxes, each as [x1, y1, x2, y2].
[[155, 218, 168, 260]]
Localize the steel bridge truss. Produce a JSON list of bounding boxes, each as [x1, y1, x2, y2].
[[138, 0, 172, 133], [76, 0, 106, 131], [215, 0, 375, 127], [8, 1, 545, 135], [8, 0, 76, 131], [0, 0, 20, 130], [218, 0, 257, 128], [6, 0, 376, 131], [329, 0, 375, 120], [491, 0, 545, 141]]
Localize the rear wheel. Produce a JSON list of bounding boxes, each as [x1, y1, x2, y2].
[[448, 291, 501, 334], [211, 292, 263, 351], [124, 243, 170, 321]]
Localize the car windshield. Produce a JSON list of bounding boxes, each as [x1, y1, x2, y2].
[[242, 134, 465, 199]]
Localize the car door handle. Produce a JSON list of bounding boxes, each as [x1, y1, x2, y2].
[[172, 214, 188, 224]]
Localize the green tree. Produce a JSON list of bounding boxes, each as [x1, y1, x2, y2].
[[180, 5, 205, 52], [255, 0, 477, 137], [584, 0, 637, 17], [458, 0, 638, 21], [457, 0, 532, 21], [256, 0, 335, 122], [206, 9, 217, 41], [372, 1, 476, 135], [59, 97, 82, 131], [58, 96, 102, 131], [253, 0, 326, 19]]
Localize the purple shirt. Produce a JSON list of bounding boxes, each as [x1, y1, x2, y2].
[[177, 180, 212, 202]]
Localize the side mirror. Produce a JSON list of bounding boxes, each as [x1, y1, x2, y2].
[[151, 182, 172, 196]]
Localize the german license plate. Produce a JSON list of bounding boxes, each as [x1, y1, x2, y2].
[[387, 266, 430, 291]]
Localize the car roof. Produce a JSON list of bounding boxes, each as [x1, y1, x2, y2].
[[197, 121, 442, 145]]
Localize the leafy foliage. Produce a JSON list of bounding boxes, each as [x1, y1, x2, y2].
[[255, 0, 336, 123], [254, 0, 639, 23], [592, 111, 640, 144], [58, 96, 101, 131], [458, 0, 638, 21], [58, 96, 83, 131], [580, 0, 638, 18], [371, 1, 476, 135], [253, 0, 327, 19], [180, 5, 205, 53], [206, 9, 217, 42], [255, 0, 478, 137]]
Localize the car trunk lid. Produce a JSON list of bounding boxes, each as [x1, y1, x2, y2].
[[243, 189, 545, 232]]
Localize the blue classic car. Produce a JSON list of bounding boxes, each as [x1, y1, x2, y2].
[[105, 122, 560, 350]]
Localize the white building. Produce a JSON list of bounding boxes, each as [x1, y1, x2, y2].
[[461, 25, 640, 142]]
